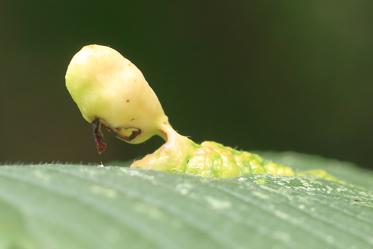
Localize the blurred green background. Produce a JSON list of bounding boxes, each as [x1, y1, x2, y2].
[[1, 1, 372, 168]]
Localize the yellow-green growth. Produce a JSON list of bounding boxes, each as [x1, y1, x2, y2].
[[132, 124, 338, 180], [65, 45, 340, 181], [65, 45, 169, 144]]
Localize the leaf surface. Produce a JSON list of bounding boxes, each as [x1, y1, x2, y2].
[[0, 152, 372, 249]]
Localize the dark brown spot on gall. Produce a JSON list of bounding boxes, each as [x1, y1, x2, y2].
[[116, 128, 142, 142], [127, 128, 141, 141], [126, 99, 130, 103]]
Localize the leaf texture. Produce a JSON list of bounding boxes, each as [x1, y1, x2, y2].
[[0, 152, 372, 249]]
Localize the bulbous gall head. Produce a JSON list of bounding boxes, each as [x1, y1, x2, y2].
[[65, 44, 169, 149]]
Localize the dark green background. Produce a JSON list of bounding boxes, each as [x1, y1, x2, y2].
[[1, 1, 372, 168]]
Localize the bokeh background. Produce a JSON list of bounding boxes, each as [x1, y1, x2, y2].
[[1, 1, 372, 168]]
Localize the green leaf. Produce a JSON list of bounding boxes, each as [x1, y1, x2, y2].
[[0, 152, 373, 249], [257, 151, 373, 190]]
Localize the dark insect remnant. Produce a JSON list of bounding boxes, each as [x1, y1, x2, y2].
[[92, 118, 107, 154]]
